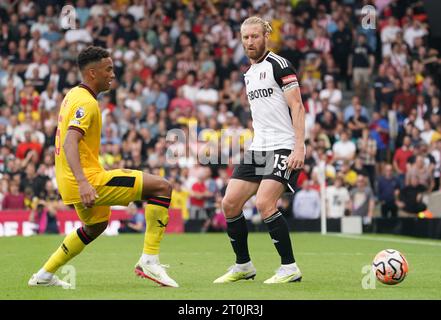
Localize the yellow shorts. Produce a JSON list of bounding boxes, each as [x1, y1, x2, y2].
[[74, 169, 144, 225]]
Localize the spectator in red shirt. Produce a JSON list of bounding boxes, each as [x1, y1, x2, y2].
[[189, 174, 209, 220], [168, 87, 195, 115], [393, 135, 414, 187], [393, 81, 417, 116], [2, 181, 25, 209], [15, 130, 42, 160]]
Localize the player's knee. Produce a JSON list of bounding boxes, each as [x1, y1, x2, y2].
[[84, 221, 108, 239], [255, 198, 276, 217], [144, 177, 172, 198], [159, 179, 173, 197], [222, 197, 240, 218]]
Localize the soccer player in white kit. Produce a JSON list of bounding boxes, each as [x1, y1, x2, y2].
[[214, 17, 306, 284]]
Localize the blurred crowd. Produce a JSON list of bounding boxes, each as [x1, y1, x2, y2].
[[0, 0, 440, 234]]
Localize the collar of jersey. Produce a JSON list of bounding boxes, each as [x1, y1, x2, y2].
[[255, 50, 270, 64], [78, 83, 98, 100]]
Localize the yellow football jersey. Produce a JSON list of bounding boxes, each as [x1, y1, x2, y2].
[[55, 84, 104, 204]]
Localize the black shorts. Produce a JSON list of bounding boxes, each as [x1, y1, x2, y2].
[[231, 149, 300, 193]]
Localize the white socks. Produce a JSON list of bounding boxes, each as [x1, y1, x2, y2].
[[281, 262, 298, 272], [236, 261, 254, 271], [36, 268, 53, 281], [141, 254, 159, 265]]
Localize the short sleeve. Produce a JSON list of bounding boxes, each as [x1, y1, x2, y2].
[[268, 55, 300, 92], [343, 189, 350, 202], [367, 187, 374, 200], [134, 213, 145, 224], [68, 101, 97, 136]]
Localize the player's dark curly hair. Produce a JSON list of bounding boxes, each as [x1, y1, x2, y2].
[[77, 46, 110, 70]]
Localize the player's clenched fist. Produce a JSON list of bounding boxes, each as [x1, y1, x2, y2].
[[79, 180, 99, 208], [287, 148, 304, 170]]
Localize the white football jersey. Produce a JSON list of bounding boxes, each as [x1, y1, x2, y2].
[[244, 51, 299, 151]]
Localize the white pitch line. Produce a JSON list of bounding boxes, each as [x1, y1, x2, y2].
[[326, 233, 441, 247]]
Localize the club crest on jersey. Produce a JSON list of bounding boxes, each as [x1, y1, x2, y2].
[[281, 74, 297, 85], [75, 107, 85, 119], [260, 72, 266, 80]]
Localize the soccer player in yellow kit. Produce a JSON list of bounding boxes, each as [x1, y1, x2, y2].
[[28, 46, 178, 288]]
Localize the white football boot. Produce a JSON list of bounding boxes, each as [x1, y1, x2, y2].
[[28, 274, 71, 288], [134, 259, 179, 288], [263, 264, 302, 284], [213, 262, 257, 283]]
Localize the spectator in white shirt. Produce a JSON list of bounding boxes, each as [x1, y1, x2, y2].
[[39, 82, 59, 112], [0, 66, 24, 98], [381, 16, 402, 57], [30, 15, 49, 35], [90, 0, 109, 18], [326, 176, 350, 218], [390, 42, 407, 70], [306, 89, 322, 120], [349, 175, 375, 217], [404, 20, 427, 49], [195, 77, 218, 117], [124, 91, 143, 116], [18, 0, 34, 16], [64, 20, 93, 44], [210, 16, 233, 44], [182, 72, 199, 103], [128, 0, 145, 21], [415, 94, 428, 120], [24, 52, 49, 80], [319, 75, 342, 110], [420, 119, 435, 145], [293, 180, 321, 219], [332, 130, 356, 168]]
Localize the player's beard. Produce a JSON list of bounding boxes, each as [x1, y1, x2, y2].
[[245, 42, 266, 61]]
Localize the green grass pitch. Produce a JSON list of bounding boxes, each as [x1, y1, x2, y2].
[[1, 232, 441, 300]]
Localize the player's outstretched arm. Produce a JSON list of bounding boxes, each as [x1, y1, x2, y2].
[[285, 86, 305, 170], [64, 129, 98, 208]]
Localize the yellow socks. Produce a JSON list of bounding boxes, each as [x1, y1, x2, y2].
[[42, 227, 93, 273], [143, 196, 171, 255]]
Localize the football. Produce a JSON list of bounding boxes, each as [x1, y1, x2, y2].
[[372, 249, 409, 285]]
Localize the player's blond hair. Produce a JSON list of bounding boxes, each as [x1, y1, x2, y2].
[[240, 16, 273, 34]]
